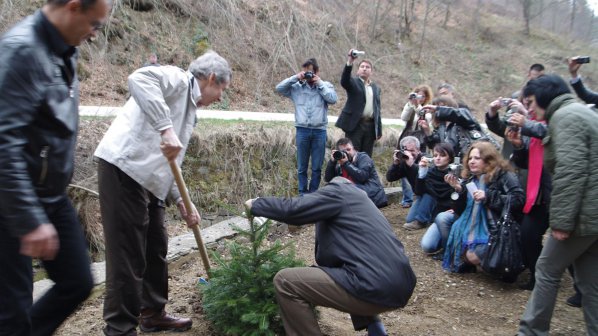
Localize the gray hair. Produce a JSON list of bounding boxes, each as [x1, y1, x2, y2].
[[399, 136, 420, 149], [188, 50, 232, 85], [437, 83, 455, 93]]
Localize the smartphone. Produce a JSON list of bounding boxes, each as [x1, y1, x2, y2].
[[575, 56, 591, 64]]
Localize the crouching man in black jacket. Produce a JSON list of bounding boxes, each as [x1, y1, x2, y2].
[[245, 177, 416, 336]]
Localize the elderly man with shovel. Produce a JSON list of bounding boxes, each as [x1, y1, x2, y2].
[[94, 50, 231, 336]]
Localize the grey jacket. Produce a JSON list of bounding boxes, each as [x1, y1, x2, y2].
[[275, 75, 337, 129], [543, 94, 598, 236], [94, 66, 197, 200], [251, 177, 416, 308]]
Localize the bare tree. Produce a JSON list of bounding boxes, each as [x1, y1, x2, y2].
[[417, 0, 432, 61]]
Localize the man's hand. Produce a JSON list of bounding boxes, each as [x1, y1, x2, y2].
[[177, 200, 200, 228], [20, 223, 59, 260], [422, 105, 437, 113], [488, 99, 503, 118], [508, 113, 526, 127], [404, 150, 415, 167], [568, 57, 582, 78], [552, 229, 570, 241], [347, 49, 357, 64], [160, 127, 183, 161]]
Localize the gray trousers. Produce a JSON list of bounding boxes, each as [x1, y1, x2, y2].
[[273, 267, 392, 336], [98, 159, 169, 336], [518, 234, 598, 336]]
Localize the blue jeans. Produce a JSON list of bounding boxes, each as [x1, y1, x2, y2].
[[421, 210, 455, 253], [296, 127, 327, 195], [400, 178, 413, 205], [405, 193, 437, 224]]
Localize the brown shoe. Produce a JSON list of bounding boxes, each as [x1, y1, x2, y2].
[[139, 309, 192, 333]]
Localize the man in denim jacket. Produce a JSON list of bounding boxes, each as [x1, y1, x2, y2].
[[276, 58, 337, 195]]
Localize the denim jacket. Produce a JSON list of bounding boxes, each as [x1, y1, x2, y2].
[[276, 75, 337, 129]]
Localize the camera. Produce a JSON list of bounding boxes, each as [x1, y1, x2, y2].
[[409, 92, 424, 100], [304, 71, 315, 80], [507, 118, 520, 132], [575, 56, 591, 64], [500, 98, 511, 107], [333, 150, 348, 161], [394, 149, 409, 160], [351, 50, 365, 58], [448, 158, 462, 177]]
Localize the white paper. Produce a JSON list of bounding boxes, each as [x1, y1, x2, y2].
[[466, 181, 478, 196]]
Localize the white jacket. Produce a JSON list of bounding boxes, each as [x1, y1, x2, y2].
[[94, 65, 198, 200]]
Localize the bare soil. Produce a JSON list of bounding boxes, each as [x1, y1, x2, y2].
[[56, 203, 586, 336]]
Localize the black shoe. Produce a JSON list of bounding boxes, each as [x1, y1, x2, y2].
[[566, 292, 582, 308], [518, 278, 535, 291]]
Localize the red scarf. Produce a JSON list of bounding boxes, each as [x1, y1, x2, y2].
[[523, 133, 544, 214]]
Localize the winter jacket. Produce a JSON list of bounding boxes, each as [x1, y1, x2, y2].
[[571, 77, 598, 105], [453, 169, 525, 221], [335, 65, 382, 138], [275, 75, 337, 129], [0, 11, 79, 237], [542, 94, 598, 236], [414, 166, 454, 214], [251, 177, 416, 308], [324, 152, 387, 208]]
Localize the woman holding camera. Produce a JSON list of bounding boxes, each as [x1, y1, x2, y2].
[[403, 143, 455, 234], [442, 141, 524, 274], [399, 85, 433, 152]]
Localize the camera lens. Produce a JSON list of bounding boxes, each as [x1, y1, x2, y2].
[[333, 151, 344, 161]]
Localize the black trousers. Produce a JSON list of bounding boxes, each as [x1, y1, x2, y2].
[[520, 203, 549, 277], [345, 120, 376, 157], [98, 160, 168, 336], [0, 196, 93, 336]]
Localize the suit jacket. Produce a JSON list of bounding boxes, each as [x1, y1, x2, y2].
[[335, 64, 382, 137]]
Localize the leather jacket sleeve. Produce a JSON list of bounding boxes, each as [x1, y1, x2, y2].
[[0, 45, 51, 237], [324, 159, 338, 183], [436, 106, 481, 131], [571, 78, 598, 105], [485, 112, 506, 139], [484, 171, 525, 220]]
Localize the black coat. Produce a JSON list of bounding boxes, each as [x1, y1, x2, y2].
[[251, 177, 416, 308], [335, 65, 382, 138], [324, 152, 388, 208], [453, 170, 525, 221], [0, 11, 79, 237]]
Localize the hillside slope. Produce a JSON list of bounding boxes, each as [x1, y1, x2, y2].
[[2, 0, 598, 119]]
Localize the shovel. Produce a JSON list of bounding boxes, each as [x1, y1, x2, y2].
[[169, 160, 211, 277]]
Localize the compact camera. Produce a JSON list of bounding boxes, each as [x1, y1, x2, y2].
[[333, 150, 348, 161], [304, 71, 315, 80], [409, 92, 424, 100], [448, 158, 462, 177], [500, 98, 511, 107], [351, 50, 365, 58], [575, 56, 591, 64]]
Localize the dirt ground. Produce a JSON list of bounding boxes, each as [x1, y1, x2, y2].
[[56, 203, 586, 336]]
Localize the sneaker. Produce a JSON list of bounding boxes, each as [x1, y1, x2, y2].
[[566, 292, 582, 308], [403, 220, 425, 231], [400, 203, 412, 208]]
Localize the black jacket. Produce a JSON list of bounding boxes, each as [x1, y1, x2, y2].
[[414, 166, 454, 214], [0, 11, 79, 237], [335, 65, 382, 138], [386, 154, 421, 188], [453, 170, 525, 221], [571, 78, 598, 105], [251, 177, 416, 308], [324, 152, 388, 208]]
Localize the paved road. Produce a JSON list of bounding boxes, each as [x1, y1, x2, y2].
[[79, 106, 406, 126]]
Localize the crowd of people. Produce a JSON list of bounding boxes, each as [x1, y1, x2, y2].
[[1, 1, 597, 335]]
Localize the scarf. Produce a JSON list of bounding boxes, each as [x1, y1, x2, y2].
[[523, 136, 544, 214], [443, 176, 490, 273]]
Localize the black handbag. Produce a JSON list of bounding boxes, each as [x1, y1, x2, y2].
[[481, 194, 525, 277]]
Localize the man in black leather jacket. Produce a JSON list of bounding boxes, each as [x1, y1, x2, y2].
[[0, 0, 110, 334]]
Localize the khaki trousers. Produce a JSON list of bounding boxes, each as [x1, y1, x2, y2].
[[274, 267, 392, 336]]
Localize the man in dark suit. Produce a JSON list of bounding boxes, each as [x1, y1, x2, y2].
[[335, 49, 382, 157]]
